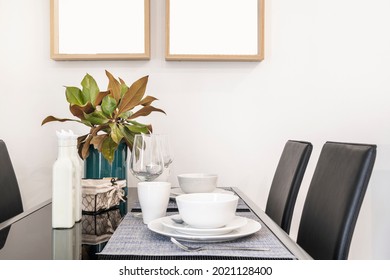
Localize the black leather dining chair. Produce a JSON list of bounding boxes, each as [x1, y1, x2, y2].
[[0, 140, 24, 223], [265, 140, 312, 234], [296, 141, 376, 260]]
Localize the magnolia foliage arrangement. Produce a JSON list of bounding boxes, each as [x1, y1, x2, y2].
[[42, 70, 165, 162]]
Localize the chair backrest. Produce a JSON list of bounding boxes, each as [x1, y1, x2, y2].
[[0, 140, 23, 223], [265, 140, 312, 234], [296, 141, 376, 260]]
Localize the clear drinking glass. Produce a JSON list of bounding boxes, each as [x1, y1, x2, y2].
[[158, 134, 173, 169], [156, 134, 173, 181], [130, 134, 164, 182]]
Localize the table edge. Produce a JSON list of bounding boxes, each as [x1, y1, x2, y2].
[[232, 187, 312, 260], [0, 199, 52, 231]]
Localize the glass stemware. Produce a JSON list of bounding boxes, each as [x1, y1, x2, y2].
[[158, 134, 173, 169], [130, 134, 164, 182], [156, 134, 174, 181]]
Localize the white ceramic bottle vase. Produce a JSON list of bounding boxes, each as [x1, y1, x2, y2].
[[52, 131, 75, 229], [69, 131, 82, 222]]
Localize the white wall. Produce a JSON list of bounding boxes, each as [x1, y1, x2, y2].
[[1, 0, 389, 259]]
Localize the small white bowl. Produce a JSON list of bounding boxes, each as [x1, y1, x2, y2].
[[176, 193, 238, 229], [177, 173, 218, 193]]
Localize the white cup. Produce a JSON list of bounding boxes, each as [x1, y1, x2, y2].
[[137, 181, 171, 224]]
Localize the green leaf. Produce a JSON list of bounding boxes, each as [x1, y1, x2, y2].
[[119, 111, 132, 119], [118, 125, 135, 150], [101, 137, 118, 163], [117, 75, 149, 115], [127, 120, 147, 126], [119, 77, 129, 98], [126, 123, 149, 134], [127, 120, 153, 133], [109, 123, 124, 144], [65, 87, 86, 106], [80, 119, 93, 127], [81, 74, 100, 107], [101, 96, 117, 118], [83, 111, 109, 125]]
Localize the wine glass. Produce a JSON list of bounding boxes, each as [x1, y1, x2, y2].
[[159, 134, 173, 168], [156, 134, 174, 181], [130, 134, 164, 182]]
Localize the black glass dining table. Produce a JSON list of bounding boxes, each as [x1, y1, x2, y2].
[[0, 187, 311, 260]]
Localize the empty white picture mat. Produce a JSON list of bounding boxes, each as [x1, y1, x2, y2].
[[166, 0, 263, 61], [58, 0, 144, 54], [51, 0, 149, 60]]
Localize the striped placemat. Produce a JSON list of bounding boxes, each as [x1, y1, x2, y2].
[[98, 211, 296, 260]]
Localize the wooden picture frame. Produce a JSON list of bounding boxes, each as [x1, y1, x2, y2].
[[166, 0, 264, 61], [50, 0, 150, 61]]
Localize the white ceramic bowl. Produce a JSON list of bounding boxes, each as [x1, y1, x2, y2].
[[177, 173, 218, 193], [176, 193, 238, 228]]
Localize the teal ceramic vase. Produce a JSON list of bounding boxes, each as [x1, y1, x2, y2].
[[84, 142, 127, 180]]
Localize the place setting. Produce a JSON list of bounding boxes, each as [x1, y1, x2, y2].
[[147, 192, 263, 244], [134, 169, 263, 247]]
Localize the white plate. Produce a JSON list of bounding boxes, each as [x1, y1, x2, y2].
[[148, 216, 261, 243], [170, 187, 233, 197], [160, 214, 248, 236]]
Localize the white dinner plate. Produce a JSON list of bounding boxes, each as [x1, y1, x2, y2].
[[160, 214, 248, 236], [170, 187, 233, 197], [148, 216, 261, 243]]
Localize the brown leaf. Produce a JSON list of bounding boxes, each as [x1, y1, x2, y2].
[[105, 70, 121, 102], [77, 134, 88, 147], [90, 134, 108, 151], [94, 90, 110, 107], [41, 116, 78, 125], [117, 76, 149, 115], [119, 78, 126, 85], [139, 95, 158, 106], [77, 134, 89, 159], [128, 105, 166, 120], [69, 103, 94, 119], [81, 135, 93, 159], [90, 123, 109, 136]]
